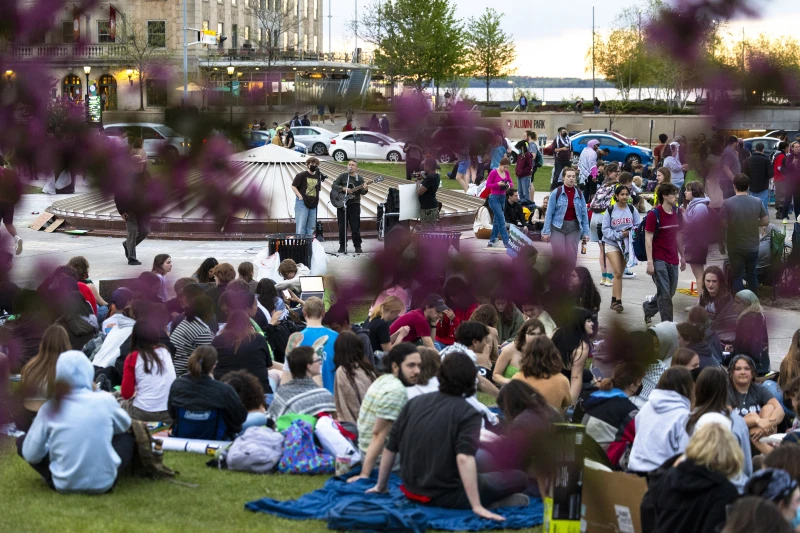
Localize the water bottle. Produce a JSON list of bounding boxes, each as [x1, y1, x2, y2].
[[581, 242, 587, 254]]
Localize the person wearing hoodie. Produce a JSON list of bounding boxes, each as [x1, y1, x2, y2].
[[91, 300, 147, 373], [687, 306, 725, 363], [742, 142, 774, 213], [698, 266, 737, 343], [648, 320, 679, 363], [581, 361, 645, 469], [54, 291, 97, 351], [683, 182, 712, 305], [492, 296, 525, 344], [676, 322, 720, 370], [17, 350, 134, 493], [628, 367, 693, 473], [640, 423, 743, 533]]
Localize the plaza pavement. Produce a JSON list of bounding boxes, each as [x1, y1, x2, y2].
[[11, 187, 800, 371]]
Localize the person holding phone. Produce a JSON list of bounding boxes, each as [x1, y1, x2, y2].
[[485, 157, 513, 249]]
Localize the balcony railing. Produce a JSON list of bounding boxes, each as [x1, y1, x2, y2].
[[202, 47, 374, 66], [11, 44, 127, 60]]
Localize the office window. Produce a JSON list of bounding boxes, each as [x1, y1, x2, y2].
[[232, 24, 238, 48], [146, 79, 168, 106], [244, 26, 249, 41], [147, 20, 166, 48], [202, 20, 209, 31], [303, 34, 307, 51], [62, 21, 75, 44], [232, 0, 236, 5], [314, 35, 317, 52], [218, 22, 224, 37], [314, 0, 318, 19], [98, 21, 114, 43]]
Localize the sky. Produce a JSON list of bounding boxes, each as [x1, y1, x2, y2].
[[323, 0, 800, 78]]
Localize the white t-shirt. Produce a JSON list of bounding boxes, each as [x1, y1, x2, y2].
[[132, 346, 177, 412]]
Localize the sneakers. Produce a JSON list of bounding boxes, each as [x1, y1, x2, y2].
[[784, 218, 790, 224], [487, 241, 494, 248], [642, 299, 653, 327], [355, 247, 363, 253], [128, 258, 142, 266], [14, 236, 22, 256], [488, 493, 530, 510], [600, 274, 612, 287], [337, 247, 345, 253], [623, 269, 636, 279]]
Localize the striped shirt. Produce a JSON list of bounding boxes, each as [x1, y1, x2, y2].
[[266, 377, 336, 420], [169, 318, 214, 376]]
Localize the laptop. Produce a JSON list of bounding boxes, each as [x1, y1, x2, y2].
[[299, 276, 325, 301]]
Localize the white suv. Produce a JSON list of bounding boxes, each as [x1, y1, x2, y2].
[[102, 123, 190, 159]]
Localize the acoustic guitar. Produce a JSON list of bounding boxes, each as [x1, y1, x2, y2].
[[330, 176, 384, 208]]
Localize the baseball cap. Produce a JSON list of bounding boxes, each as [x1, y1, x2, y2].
[[111, 287, 133, 309], [423, 293, 448, 312], [382, 114, 387, 117]]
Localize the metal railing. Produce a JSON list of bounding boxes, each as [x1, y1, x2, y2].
[[202, 48, 374, 65], [11, 44, 126, 59]]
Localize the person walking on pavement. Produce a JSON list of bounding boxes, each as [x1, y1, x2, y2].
[[643, 183, 686, 326], [332, 160, 368, 254], [742, 142, 774, 214], [291, 157, 324, 236], [379, 115, 390, 135], [542, 167, 591, 272], [551, 128, 572, 190], [720, 174, 769, 293], [115, 141, 151, 266]]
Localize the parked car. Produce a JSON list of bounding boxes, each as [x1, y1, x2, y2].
[[427, 126, 518, 164], [766, 130, 800, 141], [102, 123, 190, 159], [329, 132, 404, 162], [743, 136, 781, 160], [573, 129, 638, 145], [241, 130, 307, 154], [289, 126, 337, 156], [570, 133, 653, 166]]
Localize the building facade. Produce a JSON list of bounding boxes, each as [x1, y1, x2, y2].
[[8, 0, 327, 111]]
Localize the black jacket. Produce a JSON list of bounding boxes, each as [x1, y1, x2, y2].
[[742, 152, 774, 193], [641, 456, 738, 533], [211, 334, 273, 393], [168, 375, 248, 437], [504, 200, 527, 227]]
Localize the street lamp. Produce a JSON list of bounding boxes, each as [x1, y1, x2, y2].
[[5, 70, 12, 84], [592, 3, 595, 102], [227, 65, 235, 124], [83, 66, 91, 120], [126, 68, 133, 86]]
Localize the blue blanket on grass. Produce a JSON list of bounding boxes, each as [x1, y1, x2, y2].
[[245, 472, 544, 531]]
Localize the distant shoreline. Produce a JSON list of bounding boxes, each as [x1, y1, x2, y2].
[[465, 77, 615, 89]]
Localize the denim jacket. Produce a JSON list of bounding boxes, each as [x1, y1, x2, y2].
[[542, 186, 590, 237]]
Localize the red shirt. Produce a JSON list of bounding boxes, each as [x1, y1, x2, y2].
[[389, 309, 433, 343], [435, 304, 477, 346], [645, 205, 682, 265], [78, 282, 98, 315], [563, 186, 577, 221], [775, 153, 786, 183]]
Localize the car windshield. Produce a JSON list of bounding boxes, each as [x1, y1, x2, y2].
[[153, 126, 180, 138]]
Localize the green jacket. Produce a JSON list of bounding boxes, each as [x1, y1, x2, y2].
[[332, 172, 367, 204], [497, 305, 526, 344]]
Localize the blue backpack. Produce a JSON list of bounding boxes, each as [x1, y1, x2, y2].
[[633, 207, 682, 262]]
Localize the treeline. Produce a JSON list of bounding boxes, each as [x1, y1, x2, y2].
[[465, 77, 615, 88]]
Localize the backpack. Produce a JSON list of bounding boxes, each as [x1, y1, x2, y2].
[[535, 149, 544, 168], [277, 419, 335, 475], [227, 426, 285, 474], [515, 151, 532, 178], [633, 207, 683, 261], [590, 186, 614, 213], [554, 185, 584, 205], [129, 420, 176, 479]]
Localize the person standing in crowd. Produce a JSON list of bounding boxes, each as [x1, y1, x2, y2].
[[728, 290, 770, 374], [416, 159, 440, 231], [783, 141, 800, 222], [682, 182, 711, 307], [489, 136, 508, 171], [0, 158, 23, 255], [272, 126, 284, 146], [653, 134, 669, 168], [663, 142, 688, 199], [542, 167, 591, 272], [115, 146, 152, 266], [742, 142, 774, 213], [591, 163, 621, 288], [721, 173, 769, 293], [379, 114, 390, 135], [551, 127, 572, 190], [365, 351, 528, 521], [332, 160, 367, 254], [774, 142, 790, 222], [628, 367, 693, 474], [525, 130, 540, 201], [518, 93, 527, 111], [403, 138, 423, 181], [602, 184, 641, 313], [514, 135, 534, 205], [640, 424, 743, 533], [349, 343, 420, 484], [643, 183, 685, 326], [291, 156, 323, 236], [368, 114, 380, 132], [721, 136, 741, 198], [17, 350, 134, 493], [593, 96, 601, 114], [578, 139, 600, 187], [301, 114, 311, 127], [485, 157, 513, 249]]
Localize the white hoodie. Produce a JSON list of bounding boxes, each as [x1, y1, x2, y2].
[[92, 314, 136, 368], [628, 389, 690, 472]]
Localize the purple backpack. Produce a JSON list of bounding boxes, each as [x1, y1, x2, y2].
[[277, 419, 334, 475]]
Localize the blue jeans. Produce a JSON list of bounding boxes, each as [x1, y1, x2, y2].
[[294, 199, 316, 235], [518, 176, 531, 203], [762, 380, 796, 419], [750, 189, 770, 214], [488, 194, 509, 245], [728, 249, 759, 293]]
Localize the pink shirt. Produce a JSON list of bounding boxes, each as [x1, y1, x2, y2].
[[486, 169, 512, 196]]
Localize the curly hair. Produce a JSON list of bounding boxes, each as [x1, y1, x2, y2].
[[519, 336, 563, 379], [66, 256, 89, 280], [220, 370, 265, 411], [470, 304, 498, 328]]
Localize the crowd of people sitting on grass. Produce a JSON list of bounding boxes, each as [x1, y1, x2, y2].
[[5, 249, 800, 530]]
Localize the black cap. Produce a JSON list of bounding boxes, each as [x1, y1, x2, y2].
[[423, 293, 448, 312]]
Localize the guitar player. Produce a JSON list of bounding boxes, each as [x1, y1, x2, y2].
[[331, 160, 368, 253]]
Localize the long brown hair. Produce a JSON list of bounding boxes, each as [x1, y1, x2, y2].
[[220, 310, 255, 353], [519, 336, 563, 379], [597, 361, 646, 392], [686, 367, 731, 433], [20, 325, 71, 398], [129, 319, 166, 374], [515, 318, 544, 351], [700, 266, 730, 304], [779, 329, 800, 391], [188, 346, 218, 378]]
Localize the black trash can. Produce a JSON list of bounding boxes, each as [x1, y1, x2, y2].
[[266, 233, 314, 265], [417, 231, 461, 251]]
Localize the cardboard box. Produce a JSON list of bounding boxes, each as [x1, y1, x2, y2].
[[580, 467, 648, 533], [543, 424, 585, 533]]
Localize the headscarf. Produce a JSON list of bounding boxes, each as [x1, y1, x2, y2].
[[578, 144, 598, 183], [588, 139, 600, 149], [745, 469, 798, 504], [735, 290, 762, 320]]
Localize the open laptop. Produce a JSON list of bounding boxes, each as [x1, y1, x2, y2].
[[299, 276, 325, 301]]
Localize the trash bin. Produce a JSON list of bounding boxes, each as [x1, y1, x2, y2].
[[266, 233, 313, 266], [417, 231, 461, 251]]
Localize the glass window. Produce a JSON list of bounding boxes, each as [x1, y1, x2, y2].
[[141, 127, 163, 140], [341, 134, 354, 141], [232, 0, 237, 5], [147, 21, 166, 48], [360, 135, 383, 144], [124, 126, 142, 138], [218, 22, 224, 37], [104, 126, 126, 137], [600, 138, 622, 147], [98, 21, 114, 43], [62, 21, 75, 44], [244, 26, 249, 41], [153, 126, 179, 137], [146, 79, 168, 106]]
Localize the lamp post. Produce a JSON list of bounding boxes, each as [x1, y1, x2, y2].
[[4, 70, 12, 85], [227, 65, 235, 124], [126, 68, 133, 86], [83, 66, 91, 120], [592, 4, 595, 102]]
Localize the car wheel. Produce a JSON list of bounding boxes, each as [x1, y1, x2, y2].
[[438, 151, 453, 164], [387, 151, 401, 162], [312, 142, 327, 156], [164, 147, 179, 162], [625, 154, 641, 165], [332, 150, 347, 162]]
